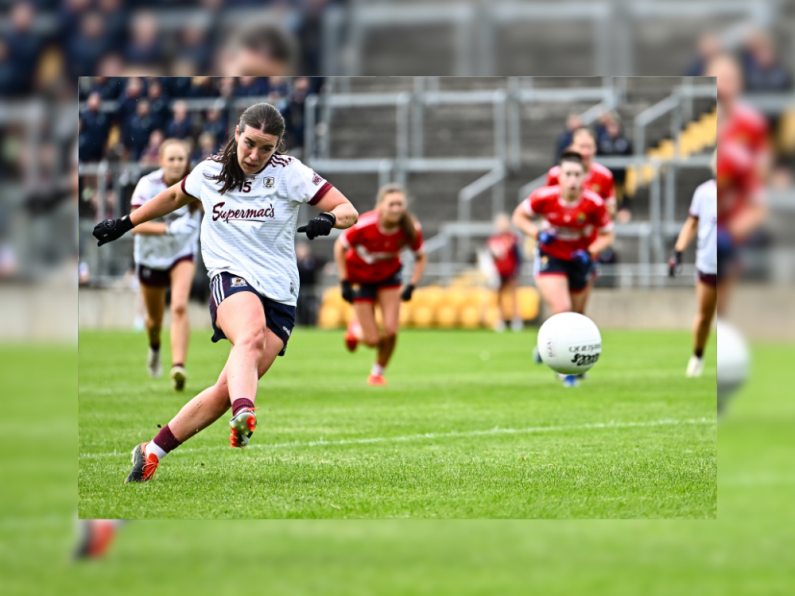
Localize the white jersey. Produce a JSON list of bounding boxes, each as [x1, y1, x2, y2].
[[689, 179, 717, 275], [132, 168, 200, 269], [182, 154, 333, 306]]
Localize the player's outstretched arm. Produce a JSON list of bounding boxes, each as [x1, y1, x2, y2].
[[669, 216, 697, 277], [93, 184, 196, 246]]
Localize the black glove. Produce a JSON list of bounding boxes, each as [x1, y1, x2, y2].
[[297, 212, 336, 240], [400, 284, 415, 302], [668, 250, 682, 277], [340, 280, 354, 303], [93, 215, 134, 246]]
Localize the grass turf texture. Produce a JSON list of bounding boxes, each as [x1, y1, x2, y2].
[[78, 329, 716, 519]]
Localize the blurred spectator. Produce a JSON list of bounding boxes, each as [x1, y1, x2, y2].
[[124, 11, 163, 68], [268, 76, 290, 99], [78, 92, 110, 162], [555, 113, 581, 161], [161, 76, 192, 99], [97, 53, 126, 77], [90, 76, 124, 101], [192, 131, 219, 164], [281, 77, 311, 155], [66, 11, 110, 81], [146, 80, 170, 131], [595, 113, 633, 221], [98, 0, 128, 54], [189, 77, 216, 98], [685, 33, 722, 77], [741, 31, 791, 93], [178, 20, 213, 72], [218, 77, 236, 99], [218, 19, 295, 76], [236, 76, 269, 97], [118, 77, 146, 133], [0, 40, 16, 96], [166, 100, 192, 139], [295, 241, 325, 326], [139, 129, 164, 167], [202, 107, 229, 148], [125, 99, 154, 160], [5, 2, 42, 94]]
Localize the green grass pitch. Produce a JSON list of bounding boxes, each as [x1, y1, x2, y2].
[[78, 328, 716, 519]]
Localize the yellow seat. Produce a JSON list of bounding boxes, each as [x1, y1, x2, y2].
[[318, 305, 343, 329], [460, 305, 482, 329], [516, 287, 540, 321], [399, 304, 413, 326], [412, 305, 434, 328], [322, 287, 346, 308], [436, 306, 458, 328]]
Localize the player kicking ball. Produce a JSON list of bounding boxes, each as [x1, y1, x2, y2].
[[334, 184, 426, 386], [513, 151, 615, 387], [669, 151, 718, 378], [93, 103, 358, 482]]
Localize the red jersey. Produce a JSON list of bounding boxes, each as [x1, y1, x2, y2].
[[546, 161, 616, 209], [522, 186, 613, 261], [717, 140, 763, 224], [341, 210, 424, 283], [486, 232, 520, 277], [719, 102, 769, 157]]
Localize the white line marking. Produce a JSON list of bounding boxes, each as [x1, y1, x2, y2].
[[79, 417, 714, 461]]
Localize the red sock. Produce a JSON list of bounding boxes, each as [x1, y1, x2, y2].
[[232, 398, 255, 417], [152, 424, 181, 454]]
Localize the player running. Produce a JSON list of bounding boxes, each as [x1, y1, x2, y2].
[[93, 103, 358, 483], [669, 150, 718, 377], [705, 54, 769, 316], [335, 183, 426, 386], [513, 150, 614, 387], [546, 127, 617, 217], [486, 213, 523, 332], [130, 139, 200, 390]]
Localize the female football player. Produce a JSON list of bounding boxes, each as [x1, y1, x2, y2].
[[486, 213, 522, 332], [513, 150, 614, 387], [93, 103, 358, 483], [335, 183, 426, 386], [669, 150, 717, 378], [130, 138, 200, 390]]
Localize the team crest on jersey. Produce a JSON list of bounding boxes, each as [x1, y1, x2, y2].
[[263, 176, 275, 188], [311, 172, 323, 186], [591, 183, 601, 193], [577, 212, 587, 224], [231, 277, 247, 287]]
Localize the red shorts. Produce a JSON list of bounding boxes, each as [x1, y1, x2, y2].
[[137, 254, 194, 288]]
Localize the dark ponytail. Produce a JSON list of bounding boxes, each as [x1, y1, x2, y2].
[[376, 183, 418, 245], [207, 102, 286, 195]]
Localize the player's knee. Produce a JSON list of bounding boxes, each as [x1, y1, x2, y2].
[[240, 325, 267, 356], [383, 327, 398, 340], [362, 332, 380, 348], [171, 302, 188, 319]]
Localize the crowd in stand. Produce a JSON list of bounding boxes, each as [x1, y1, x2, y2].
[[78, 76, 322, 165]]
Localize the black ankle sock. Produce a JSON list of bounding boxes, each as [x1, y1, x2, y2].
[[694, 349, 704, 358], [150, 342, 160, 351]]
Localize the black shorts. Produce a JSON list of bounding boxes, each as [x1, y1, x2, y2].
[[717, 243, 739, 283], [697, 270, 717, 287], [137, 254, 194, 288], [533, 247, 597, 293], [208, 272, 296, 357], [350, 270, 403, 303]]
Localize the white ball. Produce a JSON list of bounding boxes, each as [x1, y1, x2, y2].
[[537, 312, 602, 375], [717, 319, 749, 410]]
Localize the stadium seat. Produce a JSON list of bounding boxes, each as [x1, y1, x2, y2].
[[322, 287, 346, 308], [459, 305, 482, 329], [399, 304, 413, 326], [318, 305, 342, 329], [436, 305, 458, 328], [412, 305, 435, 328], [516, 287, 540, 321]]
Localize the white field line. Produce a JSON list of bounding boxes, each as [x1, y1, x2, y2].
[[79, 417, 714, 461]]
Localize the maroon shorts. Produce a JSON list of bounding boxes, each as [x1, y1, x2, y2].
[[697, 270, 717, 287], [137, 254, 194, 288]]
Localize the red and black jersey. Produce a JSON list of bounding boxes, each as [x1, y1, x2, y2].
[[486, 232, 521, 277], [340, 210, 424, 284], [522, 186, 613, 261]]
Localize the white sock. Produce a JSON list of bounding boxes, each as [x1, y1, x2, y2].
[[145, 441, 167, 461], [371, 363, 385, 376]]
